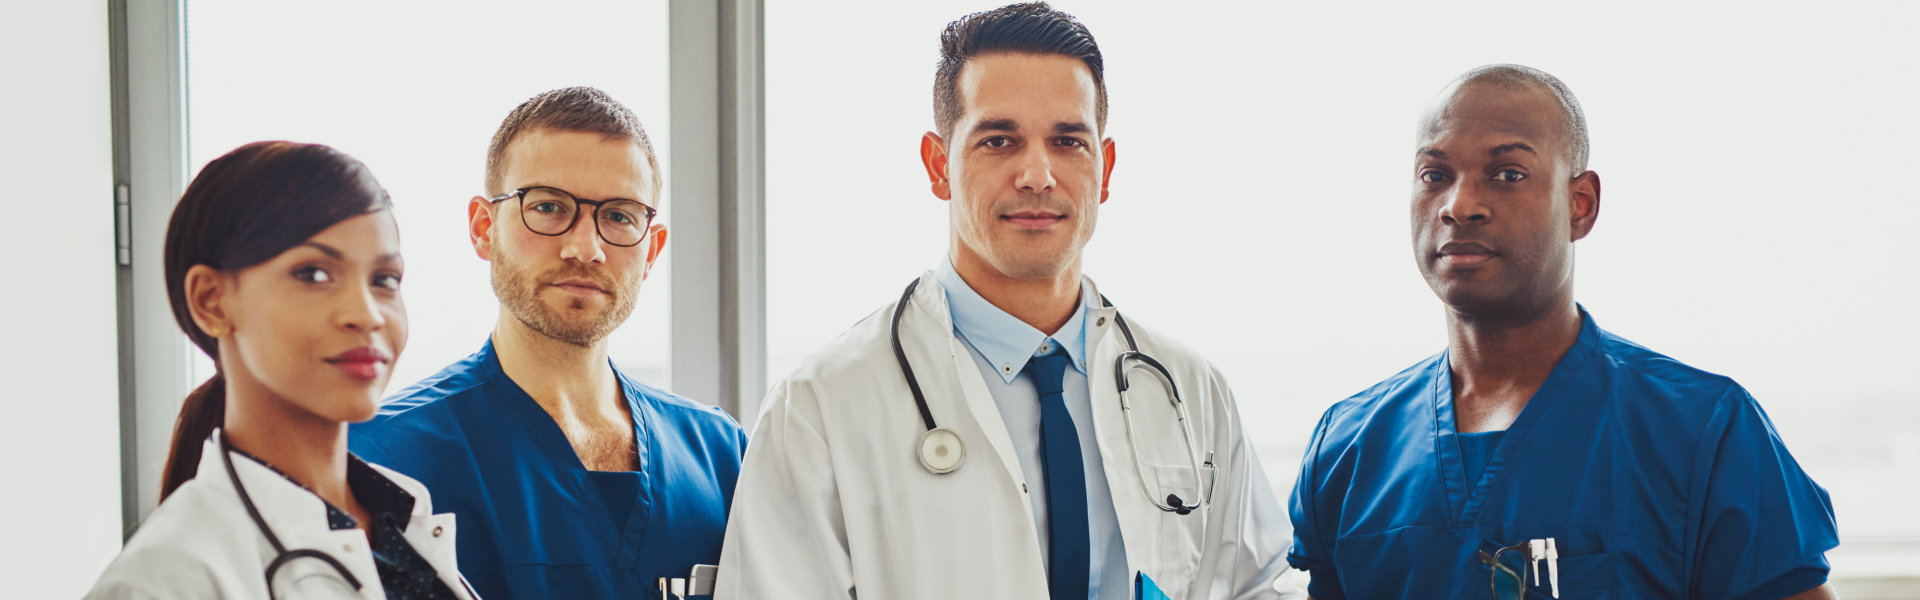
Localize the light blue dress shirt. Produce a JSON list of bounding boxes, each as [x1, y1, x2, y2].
[[934, 258, 1128, 600]]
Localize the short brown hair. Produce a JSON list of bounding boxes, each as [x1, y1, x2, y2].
[[933, 2, 1107, 141], [484, 86, 662, 200]]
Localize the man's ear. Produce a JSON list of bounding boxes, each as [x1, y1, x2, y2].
[[470, 195, 497, 261], [1569, 170, 1601, 241], [184, 264, 232, 339], [921, 132, 952, 201], [1099, 137, 1117, 204], [640, 224, 669, 282]]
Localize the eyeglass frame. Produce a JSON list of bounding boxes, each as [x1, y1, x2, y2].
[[1477, 542, 1531, 600], [486, 185, 659, 248]]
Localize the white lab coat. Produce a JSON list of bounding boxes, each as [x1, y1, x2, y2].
[[717, 273, 1302, 599], [86, 432, 477, 599]]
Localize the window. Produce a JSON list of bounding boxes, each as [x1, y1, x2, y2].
[[186, 0, 676, 389], [766, 0, 1920, 587]]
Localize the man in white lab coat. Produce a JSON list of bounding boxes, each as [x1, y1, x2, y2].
[[716, 3, 1301, 599]]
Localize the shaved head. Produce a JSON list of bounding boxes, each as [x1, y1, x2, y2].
[[1424, 64, 1589, 175]]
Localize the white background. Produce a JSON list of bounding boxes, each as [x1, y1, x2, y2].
[[0, 1, 122, 596]]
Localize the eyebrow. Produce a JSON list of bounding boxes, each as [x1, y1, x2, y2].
[[301, 241, 401, 264], [974, 119, 1019, 134], [1490, 143, 1537, 158], [1418, 148, 1447, 160], [971, 119, 1095, 136]]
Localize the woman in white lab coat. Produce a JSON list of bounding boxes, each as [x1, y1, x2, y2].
[[87, 141, 475, 599]]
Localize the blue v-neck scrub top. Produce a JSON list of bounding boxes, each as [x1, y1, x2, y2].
[[350, 341, 747, 599], [1287, 310, 1837, 600]]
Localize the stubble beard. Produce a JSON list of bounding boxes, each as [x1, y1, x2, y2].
[[491, 251, 639, 347]]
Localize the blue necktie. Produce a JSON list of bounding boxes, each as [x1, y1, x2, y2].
[[1026, 348, 1089, 600]]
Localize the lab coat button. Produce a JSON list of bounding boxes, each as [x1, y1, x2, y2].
[[1022, 483, 1029, 493], [1002, 365, 1013, 374], [1096, 317, 1107, 326], [432, 526, 444, 537]]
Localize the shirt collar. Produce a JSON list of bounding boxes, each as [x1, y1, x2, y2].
[[934, 256, 1092, 383]]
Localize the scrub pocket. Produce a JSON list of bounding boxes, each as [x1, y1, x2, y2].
[[1476, 537, 1620, 599]]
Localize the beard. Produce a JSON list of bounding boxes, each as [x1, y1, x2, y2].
[[491, 250, 640, 347]]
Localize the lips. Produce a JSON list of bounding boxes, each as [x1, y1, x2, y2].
[[1001, 209, 1067, 230], [552, 278, 609, 296], [1437, 240, 1496, 267], [325, 346, 390, 381]]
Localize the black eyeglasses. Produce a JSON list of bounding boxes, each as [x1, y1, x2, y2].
[[1477, 538, 1559, 599], [487, 186, 658, 247]]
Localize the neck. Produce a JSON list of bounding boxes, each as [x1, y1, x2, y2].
[[492, 312, 622, 421], [220, 375, 356, 521], [1444, 296, 1582, 424], [951, 247, 1083, 335]]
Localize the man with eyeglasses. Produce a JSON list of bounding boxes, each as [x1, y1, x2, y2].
[[350, 87, 746, 599], [1285, 65, 1838, 599]]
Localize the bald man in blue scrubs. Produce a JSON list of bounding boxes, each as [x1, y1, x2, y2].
[[1286, 65, 1839, 599]]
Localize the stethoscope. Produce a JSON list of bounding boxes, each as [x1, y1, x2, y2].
[[891, 279, 1216, 515], [218, 430, 478, 599]]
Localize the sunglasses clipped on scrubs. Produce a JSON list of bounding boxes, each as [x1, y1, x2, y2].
[[889, 279, 1216, 515]]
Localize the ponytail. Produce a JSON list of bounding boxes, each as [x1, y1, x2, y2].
[[159, 373, 227, 502]]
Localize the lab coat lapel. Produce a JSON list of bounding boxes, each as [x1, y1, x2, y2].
[[199, 433, 384, 598], [1084, 302, 1164, 574], [907, 274, 1045, 541], [375, 463, 478, 599]]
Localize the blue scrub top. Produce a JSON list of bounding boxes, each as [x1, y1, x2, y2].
[[350, 340, 747, 599], [1288, 309, 1837, 600]]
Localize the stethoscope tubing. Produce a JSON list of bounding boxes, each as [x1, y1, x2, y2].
[[217, 430, 364, 598], [890, 278, 1212, 513]]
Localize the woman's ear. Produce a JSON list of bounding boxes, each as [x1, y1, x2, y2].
[[184, 264, 232, 338]]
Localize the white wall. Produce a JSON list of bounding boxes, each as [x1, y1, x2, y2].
[[0, 0, 125, 595]]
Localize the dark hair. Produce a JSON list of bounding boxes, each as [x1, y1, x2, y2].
[[158, 141, 391, 501], [933, 2, 1107, 141], [1454, 64, 1591, 173], [483, 86, 662, 200]]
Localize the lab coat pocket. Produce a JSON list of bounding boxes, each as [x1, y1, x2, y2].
[[1148, 464, 1205, 588]]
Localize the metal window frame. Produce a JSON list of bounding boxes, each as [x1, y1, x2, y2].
[[669, 0, 767, 426], [111, 0, 193, 536], [112, 0, 767, 531]]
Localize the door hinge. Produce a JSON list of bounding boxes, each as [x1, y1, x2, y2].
[[115, 184, 132, 266]]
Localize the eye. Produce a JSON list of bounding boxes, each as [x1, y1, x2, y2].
[[530, 201, 565, 214], [372, 272, 402, 291], [294, 266, 333, 284], [1054, 137, 1087, 148], [1419, 170, 1450, 183], [980, 136, 1013, 148], [604, 210, 636, 225], [1492, 169, 1527, 183]]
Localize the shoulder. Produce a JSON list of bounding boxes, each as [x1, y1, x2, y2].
[[1589, 327, 1752, 429], [622, 373, 746, 442], [91, 483, 251, 595], [1315, 352, 1448, 449], [773, 303, 898, 393], [351, 347, 500, 452]]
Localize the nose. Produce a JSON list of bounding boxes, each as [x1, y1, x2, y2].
[[1013, 144, 1056, 194], [335, 281, 387, 334], [558, 205, 608, 264], [1437, 182, 1491, 226]]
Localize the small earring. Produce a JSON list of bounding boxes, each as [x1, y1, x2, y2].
[[205, 325, 224, 337]]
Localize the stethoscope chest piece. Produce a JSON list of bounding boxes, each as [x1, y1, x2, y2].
[[917, 427, 965, 474]]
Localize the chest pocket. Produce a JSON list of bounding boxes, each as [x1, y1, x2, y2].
[[1145, 463, 1206, 590]]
